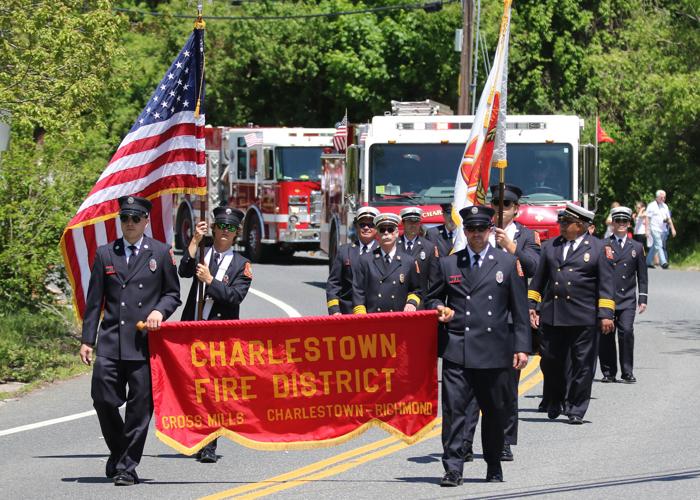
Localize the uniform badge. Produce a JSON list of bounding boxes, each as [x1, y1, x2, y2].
[[223, 274, 230, 284], [127, 196, 134, 204], [105, 265, 116, 275], [632, 249, 637, 258], [225, 208, 232, 215], [496, 270, 504, 283], [244, 262, 253, 279], [583, 252, 590, 263], [420, 250, 426, 261], [449, 274, 461, 284], [149, 258, 157, 272], [399, 273, 405, 283], [471, 206, 478, 214]]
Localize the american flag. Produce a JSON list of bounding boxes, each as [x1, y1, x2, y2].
[[244, 132, 263, 147], [333, 112, 348, 152], [60, 27, 207, 320]]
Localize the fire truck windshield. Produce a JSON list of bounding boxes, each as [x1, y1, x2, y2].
[[276, 147, 324, 181], [368, 143, 573, 205]]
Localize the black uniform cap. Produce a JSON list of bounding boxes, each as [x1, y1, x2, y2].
[[118, 196, 152, 216], [489, 184, 523, 202], [459, 205, 495, 227], [214, 206, 244, 227]]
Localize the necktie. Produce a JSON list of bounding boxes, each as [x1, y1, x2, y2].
[[618, 238, 624, 248], [563, 240, 574, 260], [406, 241, 413, 252], [385, 254, 391, 265], [127, 245, 137, 269], [209, 251, 220, 276], [447, 231, 454, 240], [362, 245, 369, 255], [472, 253, 480, 269]]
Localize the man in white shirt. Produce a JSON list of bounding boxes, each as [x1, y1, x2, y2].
[[645, 190, 676, 269]]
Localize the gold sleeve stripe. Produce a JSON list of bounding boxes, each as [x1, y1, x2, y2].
[[528, 290, 542, 302], [407, 294, 421, 305], [353, 305, 367, 315], [598, 299, 615, 310], [327, 299, 340, 308]]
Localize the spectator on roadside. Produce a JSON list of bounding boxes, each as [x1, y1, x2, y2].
[[632, 201, 648, 246], [646, 190, 676, 269], [603, 202, 621, 239]]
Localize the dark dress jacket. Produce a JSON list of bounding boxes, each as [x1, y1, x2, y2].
[[528, 235, 615, 326], [607, 236, 648, 310], [179, 248, 252, 321], [427, 245, 531, 368], [326, 241, 365, 315], [81, 236, 181, 361]]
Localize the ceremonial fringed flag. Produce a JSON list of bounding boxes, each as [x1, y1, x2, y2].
[[60, 24, 207, 320], [333, 111, 348, 153], [452, 0, 512, 252]]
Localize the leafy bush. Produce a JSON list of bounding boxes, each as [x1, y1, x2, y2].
[[0, 310, 83, 384]]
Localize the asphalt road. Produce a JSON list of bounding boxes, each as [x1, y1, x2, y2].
[[1, 256, 700, 499]]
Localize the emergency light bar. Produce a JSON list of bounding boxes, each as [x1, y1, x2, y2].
[[395, 121, 547, 131]]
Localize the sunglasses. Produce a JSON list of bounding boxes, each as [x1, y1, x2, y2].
[[378, 226, 396, 234], [612, 218, 630, 224], [558, 218, 577, 226], [216, 223, 239, 232], [119, 214, 144, 224], [358, 222, 375, 229], [491, 200, 514, 208], [465, 225, 490, 233]]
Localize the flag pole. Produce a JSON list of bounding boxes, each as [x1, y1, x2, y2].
[[194, 5, 207, 321], [497, 169, 505, 229]]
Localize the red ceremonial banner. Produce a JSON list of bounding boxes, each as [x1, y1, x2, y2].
[[149, 311, 438, 454]]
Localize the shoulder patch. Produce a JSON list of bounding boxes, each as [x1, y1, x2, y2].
[[244, 261, 253, 279], [516, 259, 524, 277], [605, 245, 614, 260], [534, 231, 541, 246], [169, 248, 176, 265]]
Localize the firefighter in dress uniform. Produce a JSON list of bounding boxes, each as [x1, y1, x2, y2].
[[427, 205, 530, 487], [352, 213, 422, 314], [179, 206, 252, 463], [425, 202, 459, 257], [398, 206, 440, 296], [528, 202, 615, 425], [79, 196, 181, 486], [461, 184, 541, 462], [598, 206, 648, 384], [326, 206, 380, 315]]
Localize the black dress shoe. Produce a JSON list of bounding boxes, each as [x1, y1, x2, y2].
[[105, 455, 118, 478], [463, 445, 474, 462], [661, 263, 669, 269], [538, 400, 548, 413], [486, 463, 503, 482], [199, 447, 218, 463], [547, 404, 562, 420], [440, 470, 463, 487], [114, 470, 139, 486], [621, 374, 637, 383], [601, 375, 617, 383], [568, 415, 583, 425], [500, 443, 514, 462]]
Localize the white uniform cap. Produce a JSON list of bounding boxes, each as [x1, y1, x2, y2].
[[373, 213, 401, 227], [355, 206, 380, 221], [399, 206, 423, 220]]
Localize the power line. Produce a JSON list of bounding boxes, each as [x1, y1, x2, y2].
[[114, 1, 458, 22]]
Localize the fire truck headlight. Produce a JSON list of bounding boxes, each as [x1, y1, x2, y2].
[[289, 215, 299, 225]]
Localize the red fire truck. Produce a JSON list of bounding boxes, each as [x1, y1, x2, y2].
[[320, 101, 598, 262], [174, 126, 335, 261]]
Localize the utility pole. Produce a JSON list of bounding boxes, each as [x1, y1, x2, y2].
[[458, 0, 473, 115]]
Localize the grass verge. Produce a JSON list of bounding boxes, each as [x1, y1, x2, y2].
[[0, 309, 89, 399], [670, 241, 700, 271]]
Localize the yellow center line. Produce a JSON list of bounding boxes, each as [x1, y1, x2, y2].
[[201, 361, 543, 500]]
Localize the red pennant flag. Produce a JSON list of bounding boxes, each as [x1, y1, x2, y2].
[[597, 118, 615, 144]]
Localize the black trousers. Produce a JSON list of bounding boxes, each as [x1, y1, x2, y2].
[[91, 356, 153, 474], [462, 367, 520, 447], [441, 360, 510, 475], [599, 308, 636, 378], [540, 325, 598, 419]]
